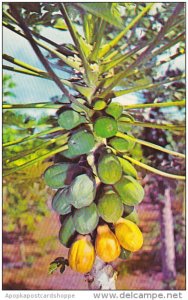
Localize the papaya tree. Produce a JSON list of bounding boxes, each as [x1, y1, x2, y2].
[[3, 3, 185, 289]]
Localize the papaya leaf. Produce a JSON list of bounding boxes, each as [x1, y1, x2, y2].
[[48, 262, 59, 275], [99, 42, 147, 74], [98, 3, 153, 58], [53, 18, 67, 30], [48, 257, 69, 275], [89, 20, 106, 62], [59, 4, 94, 86], [2, 67, 93, 106], [83, 14, 94, 44], [77, 3, 123, 29], [99, 4, 184, 97], [114, 74, 185, 97], [5, 134, 68, 167], [99, 31, 185, 91]]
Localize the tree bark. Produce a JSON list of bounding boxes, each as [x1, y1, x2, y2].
[[85, 257, 117, 290], [160, 186, 176, 289]]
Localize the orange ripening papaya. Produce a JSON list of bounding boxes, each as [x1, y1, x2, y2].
[[95, 224, 120, 262], [115, 218, 143, 252], [68, 236, 95, 273]]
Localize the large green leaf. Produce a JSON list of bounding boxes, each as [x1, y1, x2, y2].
[[98, 3, 153, 58], [100, 4, 184, 96], [77, 3, 123, 29], [53, 18, 67, 30]]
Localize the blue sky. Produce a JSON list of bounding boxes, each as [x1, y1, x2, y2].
[[3, 26, 69, 115]]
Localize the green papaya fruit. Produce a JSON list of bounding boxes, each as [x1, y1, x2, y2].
[[62, 130, 95, 158], [105, 102, 123, 120], [118, 157, 138, 178], [44, 163, 71, 189], [73, 203, 99, 234], [114, 176, 145, 206], [52, 188, 72, 215], [109, 137, 131, 152], [93, 100, 107, 110], [59, 214, 76, 247], [97, 191, 123, 223], [117, 114, 134, 132], [97, 153, 122, 184], [94, 116, 118, 138], [70, 174, 96, 209], [58, 110, 86, 130], [124, 208, 139, 224]]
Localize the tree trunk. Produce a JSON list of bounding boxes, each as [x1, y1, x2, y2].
[[85, 257, 117, 290], [17, 221, 26, 263], [160, 186, 176, 289]]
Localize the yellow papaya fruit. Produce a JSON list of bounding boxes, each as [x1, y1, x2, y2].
[[68, 236, 95, 273], [95, 224, 120, 262], [115, 218, 143, 252]]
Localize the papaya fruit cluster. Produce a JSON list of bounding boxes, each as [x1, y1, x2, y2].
[[44, 101, 145, 274]]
